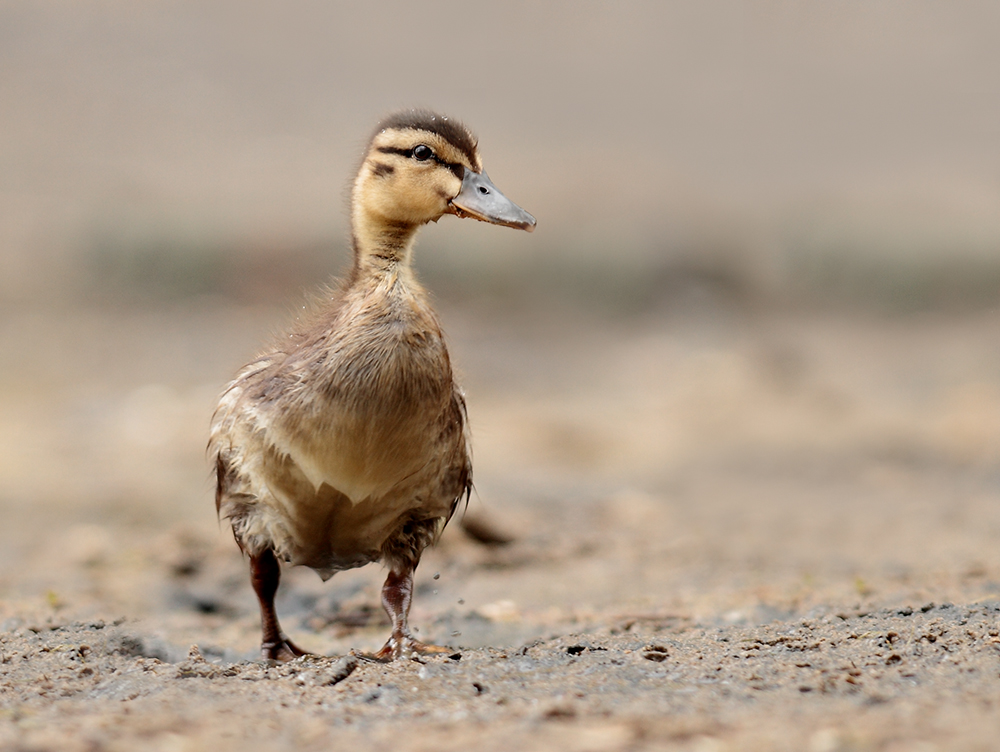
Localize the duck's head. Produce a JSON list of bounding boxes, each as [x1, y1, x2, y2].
[[353, 109, 535, 233]]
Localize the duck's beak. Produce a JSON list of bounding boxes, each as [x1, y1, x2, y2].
[[448, 170, 536, 232]]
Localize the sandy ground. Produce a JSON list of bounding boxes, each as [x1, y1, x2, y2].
[[3, 4, 1000, 750], [2, 300, 1000, 751]]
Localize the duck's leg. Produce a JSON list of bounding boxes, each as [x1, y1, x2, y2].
[[250, 549, 306, 662], [373, 567, 450, 661]]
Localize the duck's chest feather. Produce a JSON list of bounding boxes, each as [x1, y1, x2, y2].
[[252, 276, 458, 504]]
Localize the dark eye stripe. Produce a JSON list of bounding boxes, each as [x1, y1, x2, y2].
[[375, 145, 465, 179], [376, 146, 413, 157]]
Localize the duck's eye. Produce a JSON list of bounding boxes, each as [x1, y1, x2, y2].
[[412, 145, 433, 161]]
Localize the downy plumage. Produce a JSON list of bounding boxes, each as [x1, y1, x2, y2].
[[209, 110, 535, 661]]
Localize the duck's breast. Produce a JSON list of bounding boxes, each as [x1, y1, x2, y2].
[[266, 277, 456, 504]]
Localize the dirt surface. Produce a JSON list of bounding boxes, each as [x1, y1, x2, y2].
[[3, 3, 1000, 749], [2, 303, 1000, 751], [3, 601, 1000, 752]]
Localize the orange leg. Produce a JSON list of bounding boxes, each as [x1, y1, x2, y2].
[[373, 568, 449, 661], [250, 549, 307, 662]]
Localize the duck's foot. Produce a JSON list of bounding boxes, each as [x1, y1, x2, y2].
[[371, 633, 450, 662], [251, 550, 308, 662], [370, 567, 451, 661], [261, 635, 308, 662]]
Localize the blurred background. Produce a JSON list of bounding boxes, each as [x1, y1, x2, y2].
[[1, 1, 999, 653]]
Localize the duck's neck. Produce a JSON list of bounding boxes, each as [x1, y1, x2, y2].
[[351, 207, 420, 279]]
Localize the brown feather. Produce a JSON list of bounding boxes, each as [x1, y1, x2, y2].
[[209, 110, 477, 579]]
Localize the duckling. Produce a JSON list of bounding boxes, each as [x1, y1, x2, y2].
[[209, 109, 535, 662]]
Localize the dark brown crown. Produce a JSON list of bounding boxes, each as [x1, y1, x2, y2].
[[373, 109, 478, 166]]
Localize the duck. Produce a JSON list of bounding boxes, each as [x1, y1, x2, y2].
[[209, 109, 535, 662]]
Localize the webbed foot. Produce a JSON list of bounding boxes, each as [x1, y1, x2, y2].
[[372, 632, 450, 662], [261, 635, 308, 662], [373, 566, 452, 661]]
